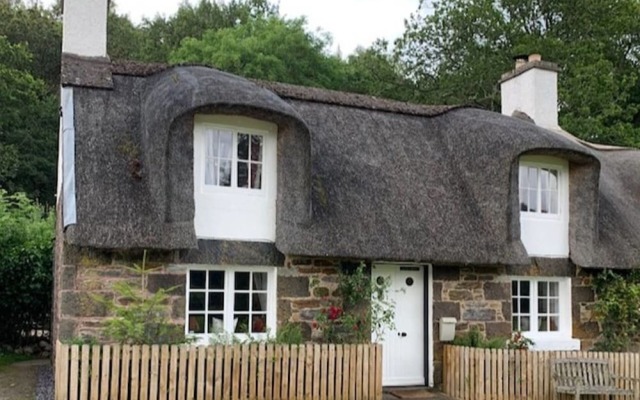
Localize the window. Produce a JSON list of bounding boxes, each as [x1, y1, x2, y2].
[[519, 165, 559, 214], [193, 115, 277, 241], [204, 130, 263, 189], [186, 267, 277, 342], [510, 277, 579, 350], [518, 156, 569, 257]]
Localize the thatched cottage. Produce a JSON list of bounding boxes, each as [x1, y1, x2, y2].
[[54, 0, 640, 387]]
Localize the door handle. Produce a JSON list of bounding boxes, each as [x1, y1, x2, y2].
[[397, 332, 407, 337]]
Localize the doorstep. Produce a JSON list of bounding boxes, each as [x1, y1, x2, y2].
[[383, 386, 457, 400]]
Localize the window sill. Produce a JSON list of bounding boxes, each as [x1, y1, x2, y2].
[[529, 337, 580, 351]]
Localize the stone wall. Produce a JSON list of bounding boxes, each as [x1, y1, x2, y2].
[[54, 247, 186, 342], [431, 261, 600, 386], [277, 257, 342, 340]]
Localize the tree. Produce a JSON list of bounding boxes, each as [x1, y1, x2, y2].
[[0, 190, 54, 346], [0, 36, 58, 205], [134, 0, 278, 63], [396, 0, 640, 147], [170, 16, 345, 89]]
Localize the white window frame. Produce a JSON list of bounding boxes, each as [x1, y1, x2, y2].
[[518, 155, 569, 257], [193, 115, 277, 242], [185, 266, 277, 344], [510, 276, 579, 351]]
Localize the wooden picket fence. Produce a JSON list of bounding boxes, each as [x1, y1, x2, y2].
[[443, 345, 640, 400], [55, 342, 382, 400]]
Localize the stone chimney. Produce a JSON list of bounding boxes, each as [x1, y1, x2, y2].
[[62, 0, 108, 57], [500, 54, 560, 130]]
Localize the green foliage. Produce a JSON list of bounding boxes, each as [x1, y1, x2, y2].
[[0, 352, 33, 370], [506, 331, 534, 350], [313, 262, 396, 344], [170, 16, 344, 89], [396, 0, 640, 147], [0, 36, 58, 205], [592, 269, 640, 352], [453, 327, 505, 349], [0, 190, 54, 346], [95, 251, 191, 345]]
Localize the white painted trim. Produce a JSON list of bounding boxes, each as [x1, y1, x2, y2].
[[185, 265, 277, 344], [61, 87, 76, 227], [427, 264, 434, 387], [506, 275, 580, 351], [193, 115, 277, 241], [519, 156, 569, 257]]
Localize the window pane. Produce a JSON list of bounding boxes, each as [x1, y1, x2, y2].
[[235, 272, 250, 290], [528, 167, 538, 190], [219, 160, 231, 186], [189, 315, 205, 334], [541, 190, 550, 213], [549, 316, 559, 331], [208, 271, 224, 289], [519, 189, 528, 211], [206, 130, 219, 159], [237, 162, 248, 188], [251, 164, 262, 189], [251, 135, 263, 161], [252, 293, 268, 312], [205, 159, 217, 185], [253, 273, 268, 290], [189, 292, 205, 311], [512, 281, 518, 296], [208, 315, 224, 333], [521, 316, 530, 331], [234, 314, 250, 333], [190, 271, 206, 289], [538, 299, 547, 313], [541, 169, 549, 190], [219, 131, 233, 159], [512, 301, 518, 313], [538, 316, 548, 331], [549, 282, 559, 296], [512, 316, 519, 330], [237, 133, 249, 160], [550, 190, 558, 214], [520, 298, 530, 313], [549, 169, 558, 190], [528, 183, 537, 212], [520, 281, 530, 296], [519, 166, 528, 189], [234, 293, 250, 311], [550, 299, 559, 313], [208, 292, 224, 311], [251, 315, 267, 333], [538, 281, 548, 296]]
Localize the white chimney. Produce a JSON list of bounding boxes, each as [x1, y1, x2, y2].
[[62, 0, 108, 58], [500, 54, 560, 130]]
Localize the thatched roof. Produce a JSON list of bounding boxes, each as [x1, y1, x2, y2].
[[61, 57, 640, 269]]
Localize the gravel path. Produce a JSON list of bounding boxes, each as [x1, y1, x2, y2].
[[0, 359, 48, 400]]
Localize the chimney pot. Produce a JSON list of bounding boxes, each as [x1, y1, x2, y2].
[[528, 53, 542, 62]]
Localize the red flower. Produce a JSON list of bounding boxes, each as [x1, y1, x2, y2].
[[311, 321, 318, 329], [327, 305, 343, 321]]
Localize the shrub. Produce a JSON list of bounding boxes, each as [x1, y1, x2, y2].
[[0, 190, 53, 346], [94, 251, 191, 345], [452, 327, 505, 349], [592, 269, 640, 352]]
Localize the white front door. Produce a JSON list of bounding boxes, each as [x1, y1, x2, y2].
[[372, 264, 425, 386]]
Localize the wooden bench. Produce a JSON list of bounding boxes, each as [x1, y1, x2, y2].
[[552, 358, 640, 399]]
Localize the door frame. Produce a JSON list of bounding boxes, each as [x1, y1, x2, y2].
[[373, 262, 434, 387]]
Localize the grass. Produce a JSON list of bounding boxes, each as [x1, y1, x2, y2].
[[0, 352, 33, 370]]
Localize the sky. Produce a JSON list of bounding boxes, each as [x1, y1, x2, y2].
[[44, 0, 421, 56]]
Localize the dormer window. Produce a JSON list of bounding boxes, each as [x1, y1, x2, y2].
[[518, 156, 569, 257], [193, 115, 277, 242]]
